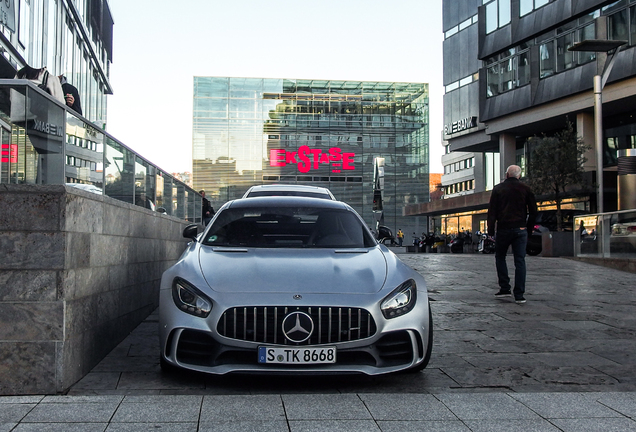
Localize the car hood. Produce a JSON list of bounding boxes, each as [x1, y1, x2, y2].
[[198, 247, 388, 294]]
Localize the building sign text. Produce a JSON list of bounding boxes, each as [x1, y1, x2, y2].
[[270, 146, 355, 173], [444, 116, 477, 135], [30, 119, 64, 137]]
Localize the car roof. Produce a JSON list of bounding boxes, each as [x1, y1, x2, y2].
[[227, 196, 349, 210], [242, 184, 335, 199]]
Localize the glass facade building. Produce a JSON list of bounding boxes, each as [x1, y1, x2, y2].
[[1, 0, 113, 127], [193, 77, 430, 232]]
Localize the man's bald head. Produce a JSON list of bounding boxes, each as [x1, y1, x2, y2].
[[506, 165, 522, 179]]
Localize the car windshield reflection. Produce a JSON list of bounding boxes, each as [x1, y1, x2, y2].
[[202, 207, 376, 248]]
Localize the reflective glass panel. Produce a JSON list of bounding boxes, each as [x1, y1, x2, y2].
[[517, 51, 531, 86], [487, 65, 500, 96], [499, 0, 511, 26], [631, 6, 636, 45], [609, 8, 629, 41], [556, 32, 575, 72], [578, 24, 597, 64], [603, 0, 628, 14], [500, 58, 514, 92], [520, 0, 533, 16], [540, 41, 555, 78], [486, 1, 498, 33], [105, 138, 134, 204]]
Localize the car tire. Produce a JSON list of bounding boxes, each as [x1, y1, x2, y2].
[[526, 247, 541, 256], [406, 303, 433, 373]]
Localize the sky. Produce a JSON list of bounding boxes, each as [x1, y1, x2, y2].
[[106, 0, 445, 175]]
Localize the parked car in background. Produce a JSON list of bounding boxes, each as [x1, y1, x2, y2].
[[65, 183, 102, 195], [242, 184, 336, 200], [526, 209, 586, 256], [159, 196, 432, 375], [610, 219, 636, 253]]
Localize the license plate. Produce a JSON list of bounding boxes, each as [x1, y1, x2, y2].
[[258, 346, 336, 364]]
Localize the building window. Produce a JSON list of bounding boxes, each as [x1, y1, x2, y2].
[[445, 26, 458, 39], [486, 11, 602, 98], [599, 2, 636, 48], [18, 0, 30, 49], [459, 17, 473, 31], [556, 31, 576, 72], [539, 40, 555, 77], [486, 63, 499, 97], [445, 72, 479, 94], [630, 6, 636, 45], [445, 13, 478, 39], [486, 48, 529, 96], [520, 0, 550, 17], [609, 6, 629, 42], [485, 0, 511, 34], [485, 152, 500, 191], [445, 81, 459, 93]]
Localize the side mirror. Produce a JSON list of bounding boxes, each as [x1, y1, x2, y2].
[[183, 224, 199, 240], [156, 207, 167, 214]]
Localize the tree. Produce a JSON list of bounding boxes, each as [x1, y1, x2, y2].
[[525, 120, 591, 231]]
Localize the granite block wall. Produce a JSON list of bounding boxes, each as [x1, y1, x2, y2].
[[0, 184, 192, 395]]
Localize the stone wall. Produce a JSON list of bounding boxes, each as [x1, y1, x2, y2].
[[0, 184, 192, 394]]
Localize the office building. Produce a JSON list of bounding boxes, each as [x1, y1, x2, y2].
[[0, 0, 113, 187], [193, 77, 430, 234], [406, 0, 636, 235], [0, 0, 113, 125]]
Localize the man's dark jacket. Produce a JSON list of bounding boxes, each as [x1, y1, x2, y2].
[[59, 76, 82, 115], [487, 177, 538, 236]]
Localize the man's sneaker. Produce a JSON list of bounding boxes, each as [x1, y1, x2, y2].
[[495, 290, 512, 297], [515, 297, 526, 304]]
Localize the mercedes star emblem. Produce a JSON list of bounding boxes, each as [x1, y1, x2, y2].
[[282, 311, 314, 343]]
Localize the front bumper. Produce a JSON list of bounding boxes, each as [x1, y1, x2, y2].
[[161, 327, 427, 375], [159, 291, 431, 375]]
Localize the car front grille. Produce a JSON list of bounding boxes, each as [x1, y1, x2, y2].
[[217, 306, 377, 346]]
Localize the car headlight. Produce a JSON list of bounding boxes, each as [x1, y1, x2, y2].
[[381, 279, 417, 319], [172, 278, 212, 318]]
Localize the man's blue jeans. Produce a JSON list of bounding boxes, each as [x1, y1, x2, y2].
[[495, 228, 528, 299]]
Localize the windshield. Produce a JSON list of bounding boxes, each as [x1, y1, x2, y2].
[[202, 206, 376, 248]]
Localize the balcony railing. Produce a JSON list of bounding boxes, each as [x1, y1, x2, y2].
[[0, 80, 201, 223], [574, 210, 636, 258]]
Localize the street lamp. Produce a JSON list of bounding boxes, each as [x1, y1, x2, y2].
[[568, 39, 626, 214]]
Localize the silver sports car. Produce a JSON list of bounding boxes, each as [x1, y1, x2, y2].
[[159, 196, 432, 375]]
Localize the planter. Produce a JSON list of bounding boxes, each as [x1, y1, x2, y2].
[[541, 231, 574, 257]]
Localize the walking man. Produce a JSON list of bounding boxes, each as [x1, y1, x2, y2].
[[487, 165, 537, 304]]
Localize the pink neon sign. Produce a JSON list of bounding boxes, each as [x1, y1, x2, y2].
[[0, 144, 17, 164], [270, 145, 355, 173]]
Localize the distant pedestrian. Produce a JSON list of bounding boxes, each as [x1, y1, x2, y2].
[[15, 66, 65, 103], [487, 165, 537, 304], [200, 190, 215, 225], [397, 229, 404, 246], [59, 75, 82, 115]]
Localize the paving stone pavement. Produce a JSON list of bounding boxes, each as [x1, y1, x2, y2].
[[2, 254, 635, 430]]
